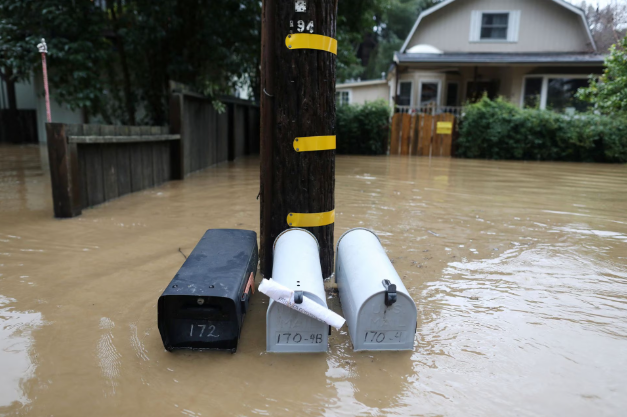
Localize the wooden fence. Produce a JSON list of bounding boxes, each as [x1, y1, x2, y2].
[[389, 112, 457, 157], [47, 94, 260, 218], [170, 93, 260, 177]]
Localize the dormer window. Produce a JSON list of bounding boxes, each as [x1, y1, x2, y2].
[[470, 10, 520, 42], [480, 13, 509, 40]]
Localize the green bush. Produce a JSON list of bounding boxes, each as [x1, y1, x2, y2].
[[456, 97, 627, 163], [336, 99, 390, 155]]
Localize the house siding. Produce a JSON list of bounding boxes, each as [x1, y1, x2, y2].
[[337, 82, 390, 105], [407, 0, 592, 53]]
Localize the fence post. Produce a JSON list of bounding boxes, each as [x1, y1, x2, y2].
[[46, 123, 82, 218]]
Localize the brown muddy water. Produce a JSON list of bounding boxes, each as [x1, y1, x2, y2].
[[1, 145, 626, 417]]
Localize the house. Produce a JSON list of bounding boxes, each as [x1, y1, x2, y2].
[[335, 78, 392, 107], [336, 0, 605, 114], [0, 72, 84, 144], [392, 0, 604, 113]]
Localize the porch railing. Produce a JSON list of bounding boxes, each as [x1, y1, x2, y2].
[[396, 105, 464, 118]]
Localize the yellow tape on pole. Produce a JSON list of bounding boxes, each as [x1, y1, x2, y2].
[[293, 136, 336, 152], [287, 210, 335, 227], [285, 34, 337, 55]]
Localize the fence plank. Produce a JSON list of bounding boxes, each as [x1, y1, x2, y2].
[[140, 127, 154, 189], [390, 113, 402, 155], [82, 125, 104, 207], [101, 126, 118, 201], [441, 113, 454, 157], [400, 113, 411, 155], [129, 126, 143, 192], [115, 126, 132, 197], [420, 114, 434, 156]]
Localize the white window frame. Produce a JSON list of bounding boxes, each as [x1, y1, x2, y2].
[[520, 74, 591, 110], [470, 10, 520, 43], [336, 89, 351, 106], [418, 79, 442, 107], [397, 80, 413, 107], [445, 81, 459, 107]]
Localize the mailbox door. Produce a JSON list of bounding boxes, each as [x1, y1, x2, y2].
[[159, 295, 239, 351], [267, 300, 329, 353], [354, 292, 416, 351]]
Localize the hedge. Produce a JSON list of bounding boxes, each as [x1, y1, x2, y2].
[[456, 97, 627, 163], [336, 99, 390, 155]]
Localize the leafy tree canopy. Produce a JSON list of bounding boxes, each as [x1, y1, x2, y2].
[[577, 36, 627, 115]]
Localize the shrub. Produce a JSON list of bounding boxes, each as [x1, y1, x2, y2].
[[336, 99, 390, 155], [456, 97, 627, 163]]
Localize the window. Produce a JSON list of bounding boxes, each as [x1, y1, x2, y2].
[[521, 75, 590, 113], [523, 77, 542, 109], [546, 78, 589, 113], [446, 82, 459, 107], [481, 13, 508, 40], [397, 81, 412, 106], [470, 11, 520, 42], [419, 81, 439, 106], [336, 90, 350, 106]]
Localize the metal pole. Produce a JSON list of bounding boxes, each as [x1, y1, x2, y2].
[[37, 39, 51, 123]]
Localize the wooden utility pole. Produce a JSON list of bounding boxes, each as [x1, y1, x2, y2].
[[260, 0, 337, 278]]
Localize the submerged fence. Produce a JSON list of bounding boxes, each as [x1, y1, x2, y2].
[[390, 106, 460, 157], [47, 94, 259, 218]]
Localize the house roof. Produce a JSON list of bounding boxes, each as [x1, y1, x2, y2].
[[394, 52, 606, 65], [336, 79, 388, 88], [400, 0, 597, 53]]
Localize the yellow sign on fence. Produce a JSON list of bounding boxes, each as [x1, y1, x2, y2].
[[436, 121, 453, 135]]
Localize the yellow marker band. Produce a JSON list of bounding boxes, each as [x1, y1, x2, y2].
[[294, 136, 336, 152], [285, 34, 337, 55], [287, 210, 335, 227]]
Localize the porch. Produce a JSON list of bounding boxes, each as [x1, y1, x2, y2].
[[392, 52, 605, 113]]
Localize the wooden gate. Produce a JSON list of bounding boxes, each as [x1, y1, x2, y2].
[[390, 112, 456, 157]]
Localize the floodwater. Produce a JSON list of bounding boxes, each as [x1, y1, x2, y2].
[[1, 145, 626, 417]]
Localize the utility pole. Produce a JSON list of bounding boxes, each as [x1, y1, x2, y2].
[[260, 0, 338, 278]]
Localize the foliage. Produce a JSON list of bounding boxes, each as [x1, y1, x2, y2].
[[576, 36, 627, 116], [0, 0, 110, 111], [336, 0, 386, 81], [0, 0, 260, 125], [362, 0, 436, 80], [336, 100, 390, 155], [456, 97, 627, 163], [584, 0, 627, 52]]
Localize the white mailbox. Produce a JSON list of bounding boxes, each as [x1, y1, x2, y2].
[[336, 228, 417, 351], [266, 228, 329, 353]]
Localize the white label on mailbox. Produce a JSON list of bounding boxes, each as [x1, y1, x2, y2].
[[363, 330, 404, 344], [275, 332, 324, 345]]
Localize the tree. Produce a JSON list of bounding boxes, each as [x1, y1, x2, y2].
[[577, 36, 627, 115], [361, 0, 436, 81], [0, 0, 261, 126], [0, 0, 109, 113], [583, 0, 627, 52]]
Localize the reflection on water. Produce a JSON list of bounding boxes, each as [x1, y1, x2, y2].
[[0, 145, 626, 416], [0, 295, 42, 409]]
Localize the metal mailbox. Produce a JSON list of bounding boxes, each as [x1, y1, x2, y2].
[[266, 228, 329, 353], [158, 229, 258, 352], [336, 228, 417, 351]]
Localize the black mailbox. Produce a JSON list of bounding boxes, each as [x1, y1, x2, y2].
[[158, 229, 258, 352]]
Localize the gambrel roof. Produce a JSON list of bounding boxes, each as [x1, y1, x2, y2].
[[400, 0, 596, 53]]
